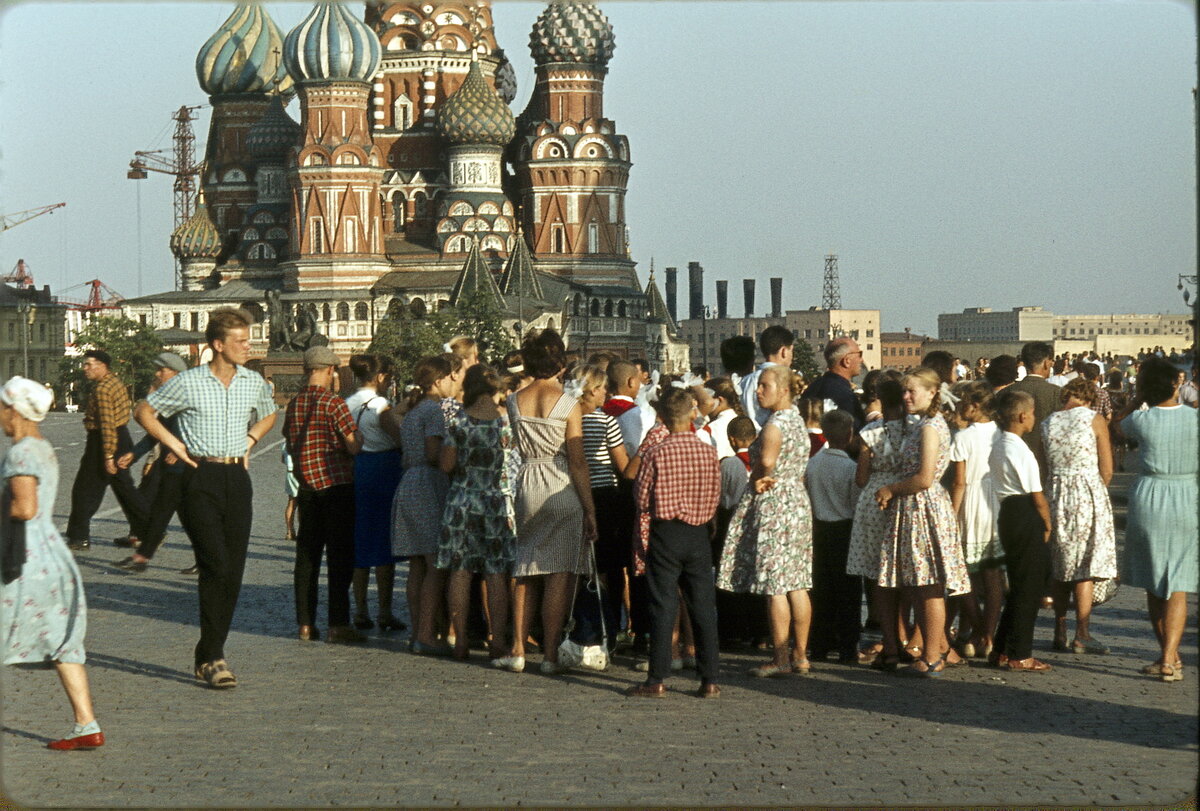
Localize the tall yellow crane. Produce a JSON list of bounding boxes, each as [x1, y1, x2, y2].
[[1, 202, 66, 233]]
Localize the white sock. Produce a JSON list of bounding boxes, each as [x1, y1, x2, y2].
[[72, 720, 100, 736]]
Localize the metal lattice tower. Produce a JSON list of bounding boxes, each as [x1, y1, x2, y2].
[[822, 253, 842, 310]]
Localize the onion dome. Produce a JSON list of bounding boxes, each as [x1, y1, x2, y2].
[[196, 4, 292, 96], [493, 49, 518, 104], [171, 202, 223, 260], [247, 95, 301, 163], [529, 1, 615, 68], [284, 2, 382, 84], [437, 56, 516, 147]]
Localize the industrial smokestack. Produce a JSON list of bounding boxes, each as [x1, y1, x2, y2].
[[688, 261, 703, 320], [743, 279, 756, 319], [715, 280, 728, 320], [664, 267, 678, 322], [769, 277, 783, 318]]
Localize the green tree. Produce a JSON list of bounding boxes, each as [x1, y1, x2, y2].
[[59, 315, 166, 404], [792, 338, 820, 382]]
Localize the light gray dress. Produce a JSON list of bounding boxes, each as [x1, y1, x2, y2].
[[507, 391, 589, 577], [1, 437, 87, 666], [391, 398, 449, 558]]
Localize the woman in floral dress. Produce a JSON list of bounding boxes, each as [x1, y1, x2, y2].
[[1042, 377, 1117, 655], [718, 365, 814, 677], [438, 365, 518, 664], [875, 368, 970, 677]]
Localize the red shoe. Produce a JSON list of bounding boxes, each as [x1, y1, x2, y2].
[[47, 731, 105, 751]]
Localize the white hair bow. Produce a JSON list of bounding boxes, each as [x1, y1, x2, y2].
[[562, 378, 584, 399], [637, 369, 662, 405], [442, 342, 453, 353], [678, 371, 704, 389]]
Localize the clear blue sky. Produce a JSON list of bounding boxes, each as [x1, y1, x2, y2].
[[0, 1, 1195, 334]]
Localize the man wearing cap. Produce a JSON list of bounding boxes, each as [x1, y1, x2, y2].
[[64, 350, 149, 551], [134, 308, 277, 689], [282, 346, 363, 643], [113, 352, 195, 574]]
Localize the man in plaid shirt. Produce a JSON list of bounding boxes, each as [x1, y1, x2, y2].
[[64, 350, 148, 550], [628, 387, 722, 698], [283, 346, 363, 644]]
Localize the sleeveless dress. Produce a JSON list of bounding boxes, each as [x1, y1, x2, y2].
[[1041, 407, 1117, 582], [948, 420, 1003, 571], [1121, 406, 1198, 598], [391, 397, 449, 558], [846, 416, 914, 578], [717, 408, 814, 595], [876, 414, 970, 595], [1, 437, 88, 666], [437, 412, 516, 575], [507, 391, 589, 577]]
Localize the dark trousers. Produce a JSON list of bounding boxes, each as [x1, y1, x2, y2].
[[66, 427, 148, 543], [615, 479, 652, 641], [993, 494, 1050, 661], [294, 483, 355, 627], [137, 467, 187, 560], [180, 462, 253, 667], [588, 486, 625, 644], [810, 518, 862, 656], [645, 519, 720, 685]]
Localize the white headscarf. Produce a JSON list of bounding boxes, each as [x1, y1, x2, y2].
[[1, 376, 52, 422]]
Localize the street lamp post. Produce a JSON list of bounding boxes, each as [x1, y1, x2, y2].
[[16, 300, 36, 378]]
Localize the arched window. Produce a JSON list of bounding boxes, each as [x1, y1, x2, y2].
[[322, 303, 332, 322], [354, 302, 368, 321], [588, 222, 599, 254], [393, 93, 414, 130], [590, 299, 600, 317], [573, 294, 582, 315], [551, 223, 565, 253], [604, 299, 613, 317], [617, 300, 627, 318], [413, 192, 428, 218], [392, 195, 406, 232], [409, 297, 427, 318], [336, 302, 350, 321]]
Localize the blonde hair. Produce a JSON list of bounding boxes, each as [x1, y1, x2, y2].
[[447, 336, 477, 361], [902, 367, 942, 418], [763, 364, 804, 399], [572, 363, 607, 394]]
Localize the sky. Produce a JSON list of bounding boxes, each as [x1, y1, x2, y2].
[[0, 0, 1195, 335]]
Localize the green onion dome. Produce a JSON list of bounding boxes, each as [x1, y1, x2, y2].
[[437, 57, 516, 147], [197, 4, 292, 96]]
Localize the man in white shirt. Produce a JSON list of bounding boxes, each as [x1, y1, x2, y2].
[[740, 325, 794, 430], [603, 360, 654, 457], [1179, 366, 1198, 408]]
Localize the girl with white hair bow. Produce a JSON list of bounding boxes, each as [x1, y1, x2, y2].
[[0, 377, 104, 750]]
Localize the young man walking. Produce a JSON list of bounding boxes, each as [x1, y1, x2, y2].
[[135, 309, 277, 688]]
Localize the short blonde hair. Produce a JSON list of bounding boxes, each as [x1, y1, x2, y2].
[[572, 363, 607, 393], [902, 367, 942, 418]]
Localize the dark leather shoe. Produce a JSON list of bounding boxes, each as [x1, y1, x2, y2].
[[625, 682, 666, 698], [47, 731, 105, 751], [326, 625, 367, 644], [696, 683, 721, 699], [987, 651, 1009, 669], [114, 556, 148, 573], [67, 539, 90, 551], [179, 565, 199, 575], [298, 625, 320, 641], [113, 536, 139, 548]]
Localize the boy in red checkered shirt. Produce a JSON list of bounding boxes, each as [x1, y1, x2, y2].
[[627, 387, 722, 698]]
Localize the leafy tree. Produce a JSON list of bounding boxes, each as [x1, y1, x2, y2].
[[58, 315, 165, 405], [792, 338, 821, 382]]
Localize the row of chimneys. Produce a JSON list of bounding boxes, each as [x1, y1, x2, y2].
[[663, 262, 782, 321]]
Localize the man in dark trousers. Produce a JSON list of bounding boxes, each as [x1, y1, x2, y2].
[[283, 346, 363, 644], [136, 308, 277, 689], [801, 337, 867, 431], [64, 350, 148, 550], [1007, 340, 1060, 472]]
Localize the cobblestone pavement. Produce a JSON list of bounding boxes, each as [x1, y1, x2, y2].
[[2, 415, 1197, 807]]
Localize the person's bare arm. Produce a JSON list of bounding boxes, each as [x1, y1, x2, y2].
[[1093, 413, 1113, 486], [135, 401, 196, 468], [244, 411, 277, 469], [341, 428, 363, 456], [379, 405, 403, 445], [950, 460, 967, 514], [8, 476, 37, 521], [565, 403, 597, 541], [876, 423, 938, 508], [609, 442, 630, 475], [752, 422, 781, 493], [854, 445, 873, 489], [439, 443, 458, 474]]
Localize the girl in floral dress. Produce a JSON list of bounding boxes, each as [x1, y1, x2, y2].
[[438, 365, 518, 665], [1042, 378, 1117, 655], [874, 368, 971, 677], [718, 365, 815, 677]]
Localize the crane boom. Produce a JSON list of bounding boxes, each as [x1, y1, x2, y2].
[[1, 202, 66, 232]]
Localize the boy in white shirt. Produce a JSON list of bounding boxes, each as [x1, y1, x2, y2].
[[988, 389, 1053, 673], [805, 410, 862, 662]]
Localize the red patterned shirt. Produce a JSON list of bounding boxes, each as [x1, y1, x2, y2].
[[634, 431, 720, 527], [283, 386, 357, 491]]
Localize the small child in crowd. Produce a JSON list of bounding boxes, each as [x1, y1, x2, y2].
[[801, 397, 827, 457], [715, 416, 764, 647], [804, 409, 862, 663], [628, 387, 722, 698], [988, 389, 1053, 673]]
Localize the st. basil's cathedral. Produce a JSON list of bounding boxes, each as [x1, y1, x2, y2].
[[124, 0, 689, 370]]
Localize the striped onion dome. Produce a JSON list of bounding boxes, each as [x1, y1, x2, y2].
[[247, 95, 300, 162], [437, 57, 515, 147], [529, 1, 614, 68], [170, 203, 223, 260], [284, 2, 382, 84], [196, 4, 292, 96]]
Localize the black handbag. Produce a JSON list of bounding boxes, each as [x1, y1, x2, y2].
[[1, 483, 27, 585]]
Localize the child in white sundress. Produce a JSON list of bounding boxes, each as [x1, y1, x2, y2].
[[948, 381, 1003, 658]]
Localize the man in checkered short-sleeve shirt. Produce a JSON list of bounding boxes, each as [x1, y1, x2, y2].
[[282, 346, 362, 644], [629, 386, 722, 699], [136, 308, 277, 689]]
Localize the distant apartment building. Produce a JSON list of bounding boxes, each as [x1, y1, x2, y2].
[[880, 328, 931, 369], [678, 308, 881, 375], [0, 283, 67, 383], [937, 307, 1054, 342], [1051, 313, 1191, 340]]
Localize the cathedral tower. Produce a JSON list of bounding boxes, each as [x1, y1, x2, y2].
[[282, 1, 389, 290], [513, 0, 633, 285]]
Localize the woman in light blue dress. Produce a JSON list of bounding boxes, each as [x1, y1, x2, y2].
[[1119, 357, 1198, 683], [1, 376, 103, 749]]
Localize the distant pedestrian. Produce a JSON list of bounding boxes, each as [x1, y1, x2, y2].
[[135, 308, 278, 689], [2, 377, 104, 749], [64, 350, 148, 551], [802, 337, 867, 431]]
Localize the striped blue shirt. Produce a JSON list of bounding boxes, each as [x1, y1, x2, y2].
[[146, 364, 277, 458]]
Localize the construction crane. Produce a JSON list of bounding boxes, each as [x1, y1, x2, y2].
[[3, 259, 36, 289], [57, 279, 125, 312], [128, 104, 203, 289], [1, 202, 66, 233]]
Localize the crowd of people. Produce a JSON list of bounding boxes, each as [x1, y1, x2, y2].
[[0, 305, 1196, 748]]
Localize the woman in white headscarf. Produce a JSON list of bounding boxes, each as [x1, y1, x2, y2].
[[1, 376, 104, 750]]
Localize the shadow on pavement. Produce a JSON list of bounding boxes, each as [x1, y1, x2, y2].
[[84, 651, 197, 685]]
